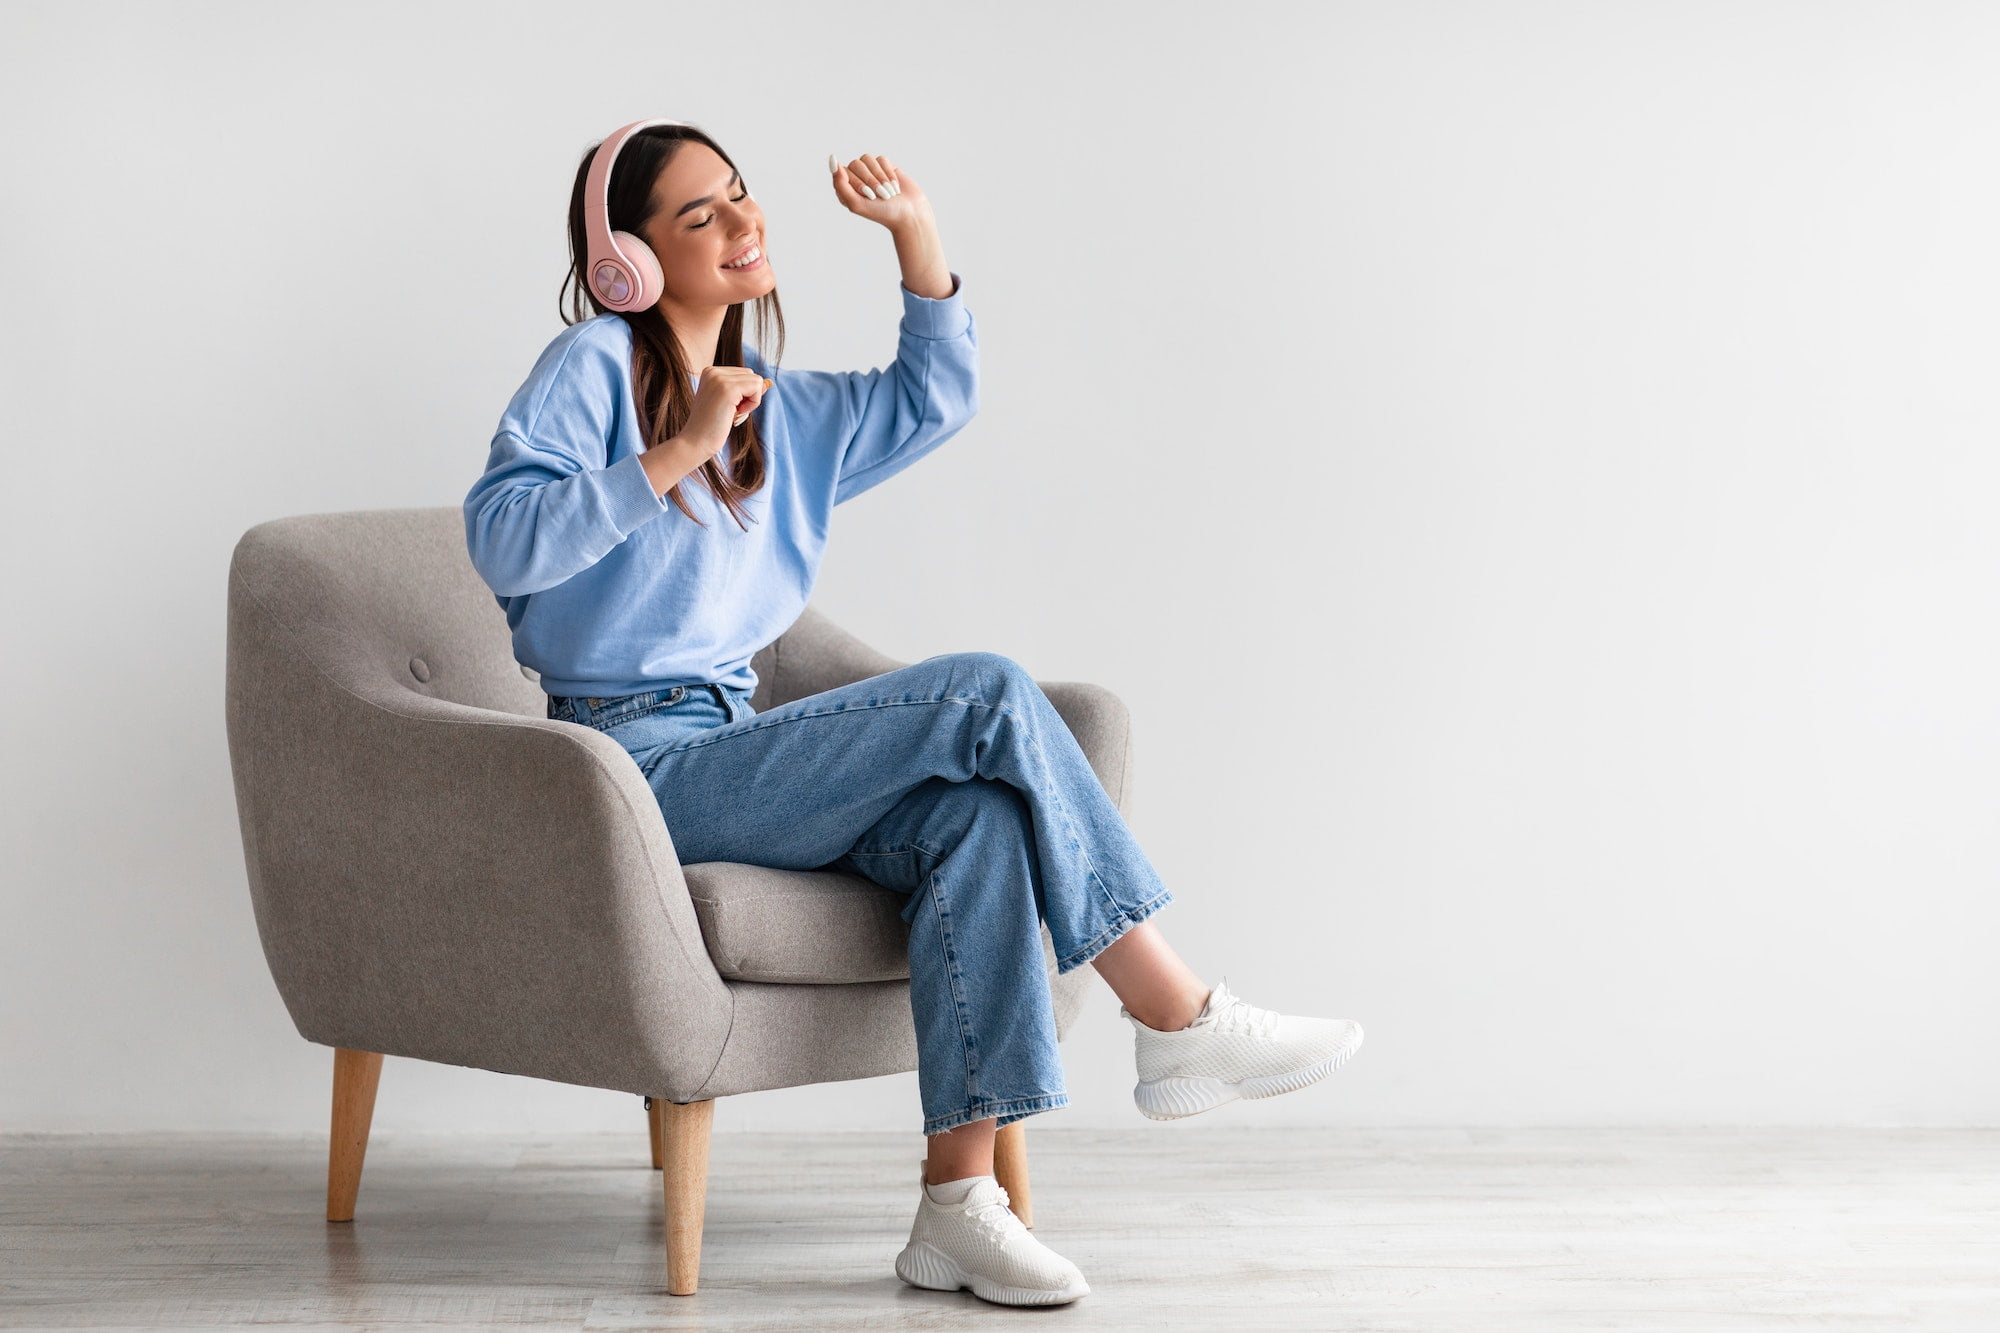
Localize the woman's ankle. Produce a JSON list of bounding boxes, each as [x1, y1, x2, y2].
[[1090, 923, 1212, 1031], [925, 1116, 997, 1182], [1130, 982, 1211, 1032]]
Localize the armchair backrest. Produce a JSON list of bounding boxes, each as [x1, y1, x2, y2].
[[224, 505, 740, 716]]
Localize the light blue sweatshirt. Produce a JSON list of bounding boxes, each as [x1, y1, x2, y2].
[[463, 273, 976, 699]]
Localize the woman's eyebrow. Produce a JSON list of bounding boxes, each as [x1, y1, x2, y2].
[[674, 169, 742, 219]]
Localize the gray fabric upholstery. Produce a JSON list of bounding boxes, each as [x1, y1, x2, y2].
[[683, 863, 911, 984], [224, 507, 1138, 1105]]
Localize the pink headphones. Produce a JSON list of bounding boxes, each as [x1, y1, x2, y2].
[[584, 117, 691, 312]]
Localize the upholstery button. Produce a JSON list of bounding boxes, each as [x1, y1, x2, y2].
[[409, 657, 432, 683]]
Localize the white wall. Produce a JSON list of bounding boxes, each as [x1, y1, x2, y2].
[[3, 0, 1994, 1134]]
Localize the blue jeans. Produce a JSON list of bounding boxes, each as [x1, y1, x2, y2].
[[545, 651, 1175, 1135]]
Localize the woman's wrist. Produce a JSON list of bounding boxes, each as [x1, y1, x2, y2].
[[891, 210, 952, 300], [640, 438, 701, 497]]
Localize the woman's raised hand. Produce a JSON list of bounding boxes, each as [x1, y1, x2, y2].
[[828, 152, 930, 228]]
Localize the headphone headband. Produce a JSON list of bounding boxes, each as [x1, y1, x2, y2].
[[583, 118, 690, 312]]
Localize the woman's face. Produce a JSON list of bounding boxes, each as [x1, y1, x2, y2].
[[641, 142, 774, 310]]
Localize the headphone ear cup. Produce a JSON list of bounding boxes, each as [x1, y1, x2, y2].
[[602, 230, 663, 310]]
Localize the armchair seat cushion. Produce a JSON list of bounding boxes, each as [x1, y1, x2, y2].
[[681, 863, 911, 984]]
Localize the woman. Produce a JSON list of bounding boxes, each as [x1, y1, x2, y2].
[[462, 120, 1365, 1308]]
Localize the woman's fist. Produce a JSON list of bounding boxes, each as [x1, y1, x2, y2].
[[829, 152, 930, 229], [677, 366, 772, 463]]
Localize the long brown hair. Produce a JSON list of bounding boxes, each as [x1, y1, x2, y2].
[[559, 124, 785, 530]]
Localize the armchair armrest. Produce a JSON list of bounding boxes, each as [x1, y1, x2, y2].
[[226, 669, 734, 1101]]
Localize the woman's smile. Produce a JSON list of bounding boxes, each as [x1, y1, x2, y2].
[[721, 239, 765, 271]]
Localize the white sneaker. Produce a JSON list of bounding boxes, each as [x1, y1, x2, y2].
[[1122, 976, 1364, 1121], [894, 1160, 1090, 1306]]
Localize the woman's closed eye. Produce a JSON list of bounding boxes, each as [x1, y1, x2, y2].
[[692, 194, 750, 229]]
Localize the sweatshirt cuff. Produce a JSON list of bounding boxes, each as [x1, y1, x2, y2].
[[899, 271, 968, 340], [605, 450, 669, 529]]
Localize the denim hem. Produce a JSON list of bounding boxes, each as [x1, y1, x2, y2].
[[994, 1104, 1059, 1130], [923, 1091, 1070, 1136], [1053, 887, 1176, 975]]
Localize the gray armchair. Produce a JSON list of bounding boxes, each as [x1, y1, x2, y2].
[[222, 507, 1139, 1294]]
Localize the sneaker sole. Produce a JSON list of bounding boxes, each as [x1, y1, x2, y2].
[[895, 1239, 1090, 1306], [1133, 1024, 1365, 1121]]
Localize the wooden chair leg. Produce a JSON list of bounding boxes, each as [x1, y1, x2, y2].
[[993, 1119, 1034, 1229], [659, 1099, 714, 1295], [327, 1047, 383, 1223], [645, 1096, 664, 1170]]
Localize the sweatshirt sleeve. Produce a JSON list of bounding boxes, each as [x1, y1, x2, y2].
[[463, 332, 668, 598], [777, 272, 979, 507]]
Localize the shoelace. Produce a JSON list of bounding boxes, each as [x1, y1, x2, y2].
[[960, 1187, 1026, 1243], [1202, 982, 1281, 1040]]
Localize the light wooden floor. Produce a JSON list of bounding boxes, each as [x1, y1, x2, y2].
[[2, 1125, 1994, 1329]]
